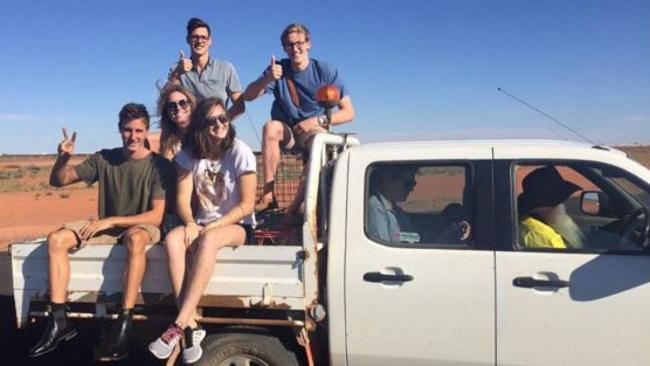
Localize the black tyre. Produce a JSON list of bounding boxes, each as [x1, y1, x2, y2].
[[193, 332, 300, 366]]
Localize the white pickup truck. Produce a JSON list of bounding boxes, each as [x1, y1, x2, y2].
[[10, 135, 650, 366]]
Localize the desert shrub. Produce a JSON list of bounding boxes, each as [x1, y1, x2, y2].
[[26, 165, 45, 175], [0, 170, 23, 179]]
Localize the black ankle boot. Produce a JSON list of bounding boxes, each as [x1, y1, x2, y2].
[[94, 308, 133, 362], [28, 304, 77, 358]]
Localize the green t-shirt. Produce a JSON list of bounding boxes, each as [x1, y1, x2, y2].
[[74, 148, 173, 219]]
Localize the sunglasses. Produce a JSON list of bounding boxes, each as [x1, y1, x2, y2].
[[165, 99, 190, 113], [206, 114, 230, 126]]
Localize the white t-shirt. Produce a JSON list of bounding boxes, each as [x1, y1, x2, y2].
[[175, 139, 256, 226]]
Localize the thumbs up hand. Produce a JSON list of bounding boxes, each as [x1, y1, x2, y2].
[[177, 50, 193, 73], [267, 55, 283, 81]]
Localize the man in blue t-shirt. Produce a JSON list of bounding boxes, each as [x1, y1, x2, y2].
[[243, 23, 355, 213]]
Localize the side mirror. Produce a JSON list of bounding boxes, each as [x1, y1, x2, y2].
[[581, 191, 607, 216]]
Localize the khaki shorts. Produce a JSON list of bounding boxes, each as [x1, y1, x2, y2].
[[283, 123, 327, 151], [62, 220, 161, 249]]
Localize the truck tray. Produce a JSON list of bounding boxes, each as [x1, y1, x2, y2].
[[11, 240, 306, 328]]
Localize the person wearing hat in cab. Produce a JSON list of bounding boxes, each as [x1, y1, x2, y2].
[[518, 166, 584, 249]]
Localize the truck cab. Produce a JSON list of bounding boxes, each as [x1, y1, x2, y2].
[[328, 139, 650, 366]]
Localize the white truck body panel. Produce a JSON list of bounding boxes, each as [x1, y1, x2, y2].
[[11, 240, 305, 328], [496, 252, 650, 366], [340, 143, 495, 366]]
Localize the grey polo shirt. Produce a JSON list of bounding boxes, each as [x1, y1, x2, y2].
[[169, 58, 242, 104]]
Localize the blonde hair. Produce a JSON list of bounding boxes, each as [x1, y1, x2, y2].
[[280, 23, 311, 44]]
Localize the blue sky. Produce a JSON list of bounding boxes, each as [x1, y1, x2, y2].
[[1, 0, 649, 153]]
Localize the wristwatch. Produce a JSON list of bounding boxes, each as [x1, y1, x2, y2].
[[317, 115, 328, 127]]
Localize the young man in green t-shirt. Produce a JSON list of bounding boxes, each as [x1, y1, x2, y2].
[[28, 103, 172, 361]]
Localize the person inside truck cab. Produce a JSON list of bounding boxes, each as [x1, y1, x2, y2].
[[367, 165, 471, 244], [517, 166, 585, 249], [242, 23, 355, 221], [28, 104, 172, 361], [149, 97, 256, 364], [367, 165, 418, 243]]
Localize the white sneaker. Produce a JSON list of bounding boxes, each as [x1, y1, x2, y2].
[[182, 326, 206, 364], [149, 323, 183, 359]]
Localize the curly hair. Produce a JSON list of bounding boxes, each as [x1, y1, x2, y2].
[[157, 85, 197, 158]]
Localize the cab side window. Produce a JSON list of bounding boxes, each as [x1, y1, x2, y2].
[[365, 163, 474, 247], [515, 162, 650, 252]]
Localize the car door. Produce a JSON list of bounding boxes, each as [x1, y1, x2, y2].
[[344, 146, 495, 366], [494, 159, 650, 366]]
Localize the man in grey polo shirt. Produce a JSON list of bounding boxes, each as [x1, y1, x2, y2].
[[167, 18, 243, 118]]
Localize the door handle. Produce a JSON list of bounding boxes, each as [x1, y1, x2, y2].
[[363, 272, 414, 283], [513, 276, 569, 288]]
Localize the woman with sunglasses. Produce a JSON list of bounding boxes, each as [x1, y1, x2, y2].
[[149, 97, 256, 364], [157, 85, 197, 160]]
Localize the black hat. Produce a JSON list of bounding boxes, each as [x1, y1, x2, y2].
[[518, 166, 581, 215]]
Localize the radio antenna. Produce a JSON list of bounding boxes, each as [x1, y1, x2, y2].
[[497, 87, 594, 144]]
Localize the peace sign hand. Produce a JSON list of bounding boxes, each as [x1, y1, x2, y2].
[[58, 127, 76, 156]]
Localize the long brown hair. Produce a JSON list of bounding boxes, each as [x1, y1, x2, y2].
[[157, 85, 197, 158], [185, 97, 236, 160]]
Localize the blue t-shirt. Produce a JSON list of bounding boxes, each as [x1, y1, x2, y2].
[[262, 58, 348, 127]]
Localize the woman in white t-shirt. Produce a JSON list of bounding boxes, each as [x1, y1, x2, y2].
[[149, 97, 256, 364]]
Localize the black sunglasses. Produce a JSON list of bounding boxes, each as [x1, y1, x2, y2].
[[165, 99, 190, 113], [206, 114, 230, 126]]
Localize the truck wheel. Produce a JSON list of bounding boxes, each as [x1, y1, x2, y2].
[[194, 332, 300, 366]]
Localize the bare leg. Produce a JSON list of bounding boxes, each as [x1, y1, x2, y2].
[[174, 225, 245, 328], [165, 226, 199, 328], [286, 130, 322, 216], [47, 229, 80, 303], [259, 120, 292, 204], [165, 226, 187, 301], [29, 229, 79, 359], [122, 228, 150, 309]]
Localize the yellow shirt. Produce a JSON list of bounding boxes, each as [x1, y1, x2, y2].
[[519, 216, 566, 249]]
